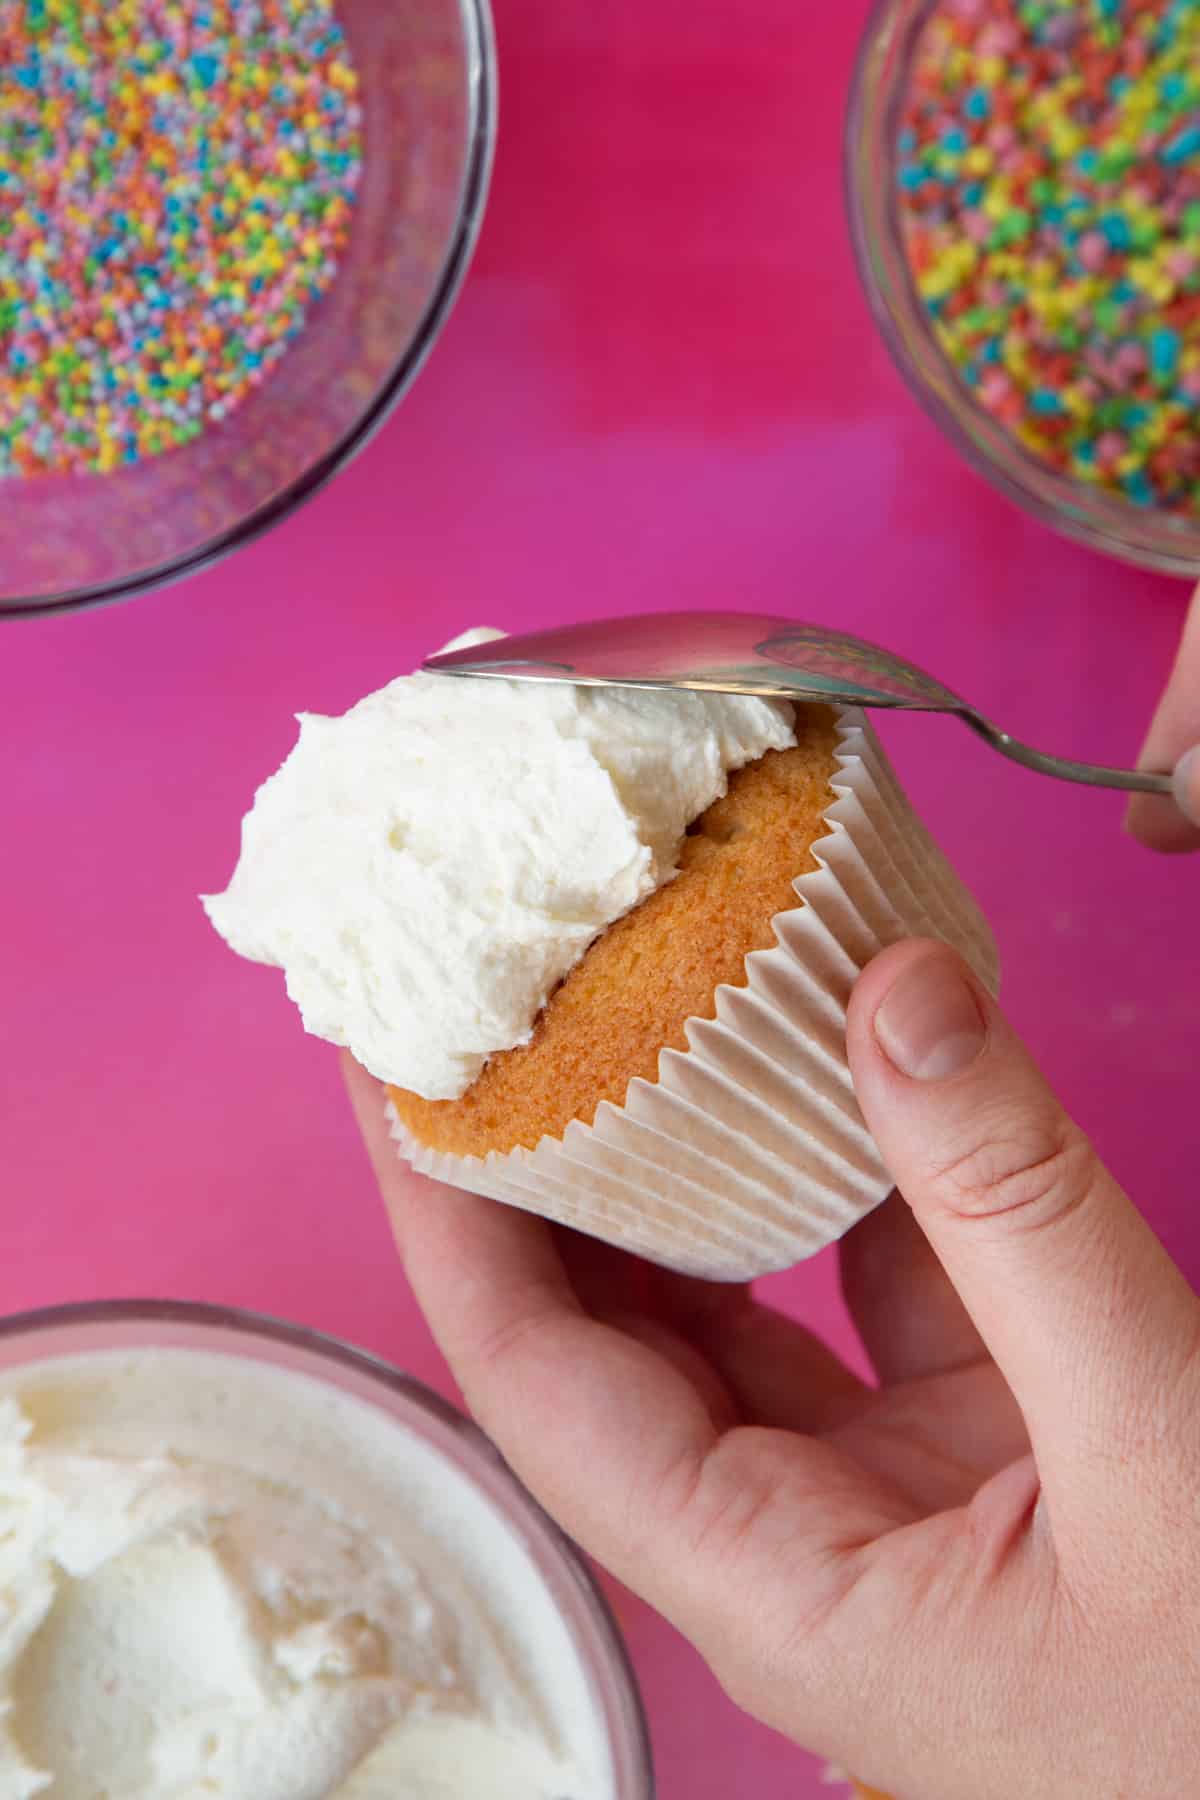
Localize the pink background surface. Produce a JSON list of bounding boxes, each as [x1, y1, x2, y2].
[[2, 1, 1197, 1792]]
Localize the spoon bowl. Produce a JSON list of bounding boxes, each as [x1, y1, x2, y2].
[[424, 612, 1173, 796]]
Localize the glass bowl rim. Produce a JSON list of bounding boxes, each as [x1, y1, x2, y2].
[[3, 0, 499, 622], [0, 1294, 655, 1796], [843, 0, 1200, 576]]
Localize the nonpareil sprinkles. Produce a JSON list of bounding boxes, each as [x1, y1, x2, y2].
[[899, 0, 1200, 512], [0, 0, 362, 478]]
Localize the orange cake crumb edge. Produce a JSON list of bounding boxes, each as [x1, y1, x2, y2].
[[389, 705, 842, 1160]]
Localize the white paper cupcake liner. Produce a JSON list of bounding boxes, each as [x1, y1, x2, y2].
[[388, 708, 999, 1282]]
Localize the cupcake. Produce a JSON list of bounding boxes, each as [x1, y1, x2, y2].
[[205, 628, 997, 1281]]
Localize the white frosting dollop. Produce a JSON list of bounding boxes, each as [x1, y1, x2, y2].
[[0, 1351, 611, 1800], [203, 629, 796, 1099]]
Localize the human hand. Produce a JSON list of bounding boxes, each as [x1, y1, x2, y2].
[[343, 940, 1200, 1800], [1125, 577, 1200, 852]]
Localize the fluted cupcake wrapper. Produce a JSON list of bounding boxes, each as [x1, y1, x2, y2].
[[387, 708, 1000, 1282]]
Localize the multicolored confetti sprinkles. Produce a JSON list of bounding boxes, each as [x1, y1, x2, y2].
[[0, 0, 361, 478], [898, 0, 1200, 512]]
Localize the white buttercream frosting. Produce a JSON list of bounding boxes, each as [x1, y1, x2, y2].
[[0, 1349, 612, 1799], [203, 629, 796, 1098]]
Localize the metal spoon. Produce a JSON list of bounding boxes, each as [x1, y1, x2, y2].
[[424, 611, 1173, 796]]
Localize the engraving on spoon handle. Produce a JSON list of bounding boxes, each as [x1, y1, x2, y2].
[[960, 712, 1175, 794]]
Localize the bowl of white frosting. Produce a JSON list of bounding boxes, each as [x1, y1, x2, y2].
[[0, 1299, 653, 1800]]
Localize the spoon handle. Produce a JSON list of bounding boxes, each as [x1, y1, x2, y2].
[[961, 714, 1174, 794]]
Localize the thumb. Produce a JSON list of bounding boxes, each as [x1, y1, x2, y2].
[[1174, 744, 1200, 827], [1125, 577, 1200, 853], [846, 941, 1200, 1507]]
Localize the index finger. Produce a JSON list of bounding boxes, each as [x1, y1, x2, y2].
[[340, 1054, 910, 1653], [341, 1053, 734, 1562], [840, 1189, 990, 1385], [1126, 579, 1200, 852]]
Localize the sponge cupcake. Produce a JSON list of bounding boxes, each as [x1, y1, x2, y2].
[[205, 629, 997, 1280]]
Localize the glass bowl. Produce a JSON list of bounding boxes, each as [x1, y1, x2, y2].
[[1, 0, 496, 618], [845, 0, 1200, 575], [0, 1298, 655, 1798]]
